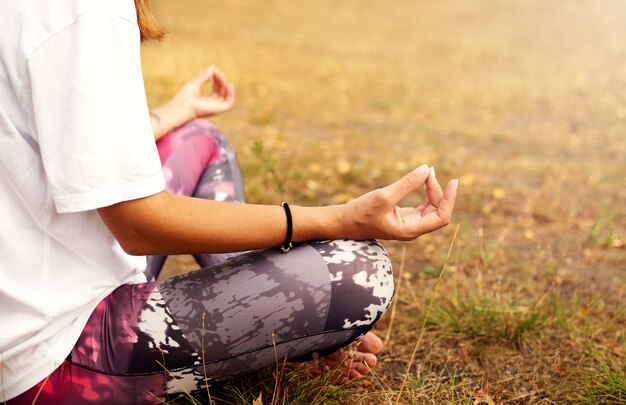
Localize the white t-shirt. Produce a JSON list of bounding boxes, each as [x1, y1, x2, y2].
[[0, 0, 165, 400]]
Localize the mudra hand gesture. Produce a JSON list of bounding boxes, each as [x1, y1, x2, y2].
[[340, 164, 458, 241], [171, 65, 235, 118], [150, 66, 235, 139]]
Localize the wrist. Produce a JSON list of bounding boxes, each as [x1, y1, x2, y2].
[[172, 99, 197, 123], [325, 203, 348, 239], [154, 99, 196, 129], [291, 204, 346, 242]]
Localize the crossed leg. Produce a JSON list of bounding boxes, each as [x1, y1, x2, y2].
[[9, 239, 394, 405], [147, 119, 393, 385]]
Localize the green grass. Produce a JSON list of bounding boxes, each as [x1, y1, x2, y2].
[[581, 359, 626, 403], [428, 286, 569, 349], [587, 206, 622, 249], [561, 349, 626, 404]]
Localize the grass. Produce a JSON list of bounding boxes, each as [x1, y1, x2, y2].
[[587, 206, 622, 249], [561, 348, 626, 403], [144, 0, 626, 403], [579, 357, 626, 403]]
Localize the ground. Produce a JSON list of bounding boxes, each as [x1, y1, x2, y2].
[[141, 0, 626, 403]]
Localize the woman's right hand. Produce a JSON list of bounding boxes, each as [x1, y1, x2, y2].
[[150, 66, 235, 140], [336, 164, 458, 241], [170, 65, 236, 119]]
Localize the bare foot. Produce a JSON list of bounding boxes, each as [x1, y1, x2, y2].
[[299, 332, 383, 384]]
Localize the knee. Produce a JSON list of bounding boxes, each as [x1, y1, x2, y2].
[[210, 129, 236, 155], [308, 239, 395, 330], [185, 118, 222, 135], [181, 119, 236, 156]]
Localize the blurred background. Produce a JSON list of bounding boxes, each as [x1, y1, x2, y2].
[[143, 0, 625, 403]]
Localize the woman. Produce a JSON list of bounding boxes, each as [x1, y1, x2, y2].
[[0, 0, 458, 403]]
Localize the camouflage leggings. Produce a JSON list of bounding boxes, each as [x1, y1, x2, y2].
[[9, 120, 394, 405]]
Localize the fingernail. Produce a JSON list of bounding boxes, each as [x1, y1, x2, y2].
[[416, 164, 429, 176], [430, 166, 436, 177], [452, 179, 459, 188]]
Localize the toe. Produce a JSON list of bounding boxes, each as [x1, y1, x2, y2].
[[347, 368, 363, 381], [347, 359, 371, 375], [358, 352, 378, 368], [355, 332, 383, 354]]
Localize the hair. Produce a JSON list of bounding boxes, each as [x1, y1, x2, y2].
[[135, 0, 165, 42]]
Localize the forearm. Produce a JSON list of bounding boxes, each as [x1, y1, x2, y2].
[[149, 102, 194, 140], [99, 166, 458, 255], [98, 192, 344, 255]]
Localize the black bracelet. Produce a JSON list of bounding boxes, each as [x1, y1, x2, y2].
[[280, 201, 293, 253]]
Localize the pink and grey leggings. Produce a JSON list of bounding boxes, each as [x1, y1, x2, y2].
[[10, 120, 394, 405]]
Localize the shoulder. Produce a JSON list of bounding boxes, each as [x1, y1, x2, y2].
[[1, 1, 139, 98], [6, 0, 138, 57]]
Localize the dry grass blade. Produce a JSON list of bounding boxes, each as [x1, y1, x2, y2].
[[145, 390, 169, 405], [252, 391, 263, 405], [155, 353, 201, 405], [384, 245, 406, 348], [394, 224, 461, 405], [2, 354, 6, 405], [363, 360, 394, 405], [201, 312, 214, 405], [159, 347, 170, 404], [308, 357, 338, 405], [270, 332, 282, 405], [29, 375, 49, 405]]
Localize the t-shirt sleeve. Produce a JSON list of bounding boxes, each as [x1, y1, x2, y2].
[[26, 13, 165, 213]]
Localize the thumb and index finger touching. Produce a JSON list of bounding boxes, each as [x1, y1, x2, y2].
[[189, 65, 217, 87], [384, 163, 459, 213], [187, 66, 235, 104], [189, 65, 229, 88], [384, 164, 430, 203]]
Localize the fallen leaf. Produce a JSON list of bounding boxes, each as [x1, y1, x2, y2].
[[394, 161, 409, 171], [308, 163, 322, 174], [337, 159, 352, 174], [473, 389, 496, 405], [460, 172, 476, 186], [252, 392, 263, 405], [523, 229, 536, 240], [306, 180, 320, 191], [492, 188, 506, 199], [482, 201, 497, 214]]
